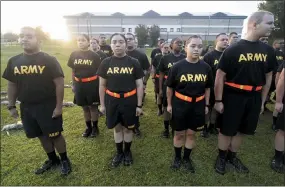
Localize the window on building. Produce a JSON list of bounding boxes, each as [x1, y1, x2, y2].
[[160, 28, 167, 32], [170, 28, 174, 32], [122, 28, 125, 32], [177, 28, 181, 32], [128, 28, 132, 32]]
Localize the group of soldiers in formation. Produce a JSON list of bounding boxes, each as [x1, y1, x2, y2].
[[2, 10, 285, 177]]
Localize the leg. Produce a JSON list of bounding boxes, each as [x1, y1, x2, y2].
[[201, 108, 210, 138], [123, 126, 134, 166], [162, 110, 171, 138], [157, 93, 163, 116], [35, 136, 60, 175], [271, 130, 285, 173], [51, 134, 71, 175], [90, 105, 100, 137], [82, 106, 92, 137], [111, 124, 124, 168], [171, 130, 185, 169], [209, 109, 219, 134], [272, 109, 278, 131], [183, 129, 195, 173]]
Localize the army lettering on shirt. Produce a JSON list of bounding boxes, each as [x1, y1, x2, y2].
[[158, 53, 186, 76], [217, 39, 277, 88], [100, 45, 113, 57], [97, 56, 144, 93], [166, 59, 213, 96], [127, 49, 150, 71], [152, 54, 163, 76], [67, 50, 101, 79], [203, 49, 223, 78], [275, 50, 285, 67], [2, 52, 64, 104]]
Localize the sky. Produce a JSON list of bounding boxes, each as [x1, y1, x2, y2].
[[1, 1, 261, 40]]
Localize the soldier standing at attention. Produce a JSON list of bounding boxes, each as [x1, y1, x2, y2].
[[158, 37, 186, 138], [97, 33, 144, 167], [99, 34, 113, 57], [2, 27, 71, 175], [214, 11, 276, 175], [90, 37, 108, 61]]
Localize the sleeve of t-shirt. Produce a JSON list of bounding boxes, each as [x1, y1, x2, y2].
[[133, 59, 145, 80], [101, 52, 108, 61], [49, 56, 65, 79], [141, 54, 150, 70], [277, 62, 284, 73], [158, 56, 166, 73], [2, 58, 17, 83], [205, 65, 214, 88], [266, 48, 277, 73], [166, 65, 177, 88], [217, 49, 230, 74], [150, 49, 156, 60], [203, 53, 211, 67], [97, 58, 109, 79], [67, 52, 75, 68]]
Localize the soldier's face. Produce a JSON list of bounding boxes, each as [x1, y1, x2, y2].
[[172, 39, 183, 51], [161, 44, 170, 54], [90, 39, 99, 51], [186, 38, 203, 59], [229, 34, 239, 44], [256, 14, 275, 37], [77, 36, 89, 50], [216, 35, 229, 49], [19, 28, 40, 51], [111, 35, 126, 55], [125, 34, 135, 48], [99, 35, 106, 45]]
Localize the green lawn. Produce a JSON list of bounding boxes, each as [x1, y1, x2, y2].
[[0, 45, 284, 186]]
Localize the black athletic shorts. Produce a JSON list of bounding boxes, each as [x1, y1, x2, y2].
[[162, 84, 168, 107], [105, 93, 138, 130], [276, 109, 285, 131], [172, 96, 205, 132], [20, 98, 63, 138], [74, 79, 99, 106], [220, 88, 262, 136]]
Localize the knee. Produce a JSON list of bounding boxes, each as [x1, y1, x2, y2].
[[174, 132, 185, 141], [89, 105, 98, 112], [114, 124, 122, 133], [277, 130, 284, 137], [186, 131, 195, 140], [82, 106, 90, 112]]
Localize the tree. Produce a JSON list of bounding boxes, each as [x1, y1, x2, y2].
[[258, 1, 284, 39], [3, 32, 18, 42], [35, 26, 50, 41], [135, 24, 148, 47], [149, 25, 160, 47]]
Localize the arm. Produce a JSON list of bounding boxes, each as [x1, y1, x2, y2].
[[53, 77, 64, 109], [275, 72, 280, 86], [275, 69, 284, 104], [159, 71, 165, 94], [99, 77, 107, 108], [261, 72, 273, 106], [135, 78, 144, 106], [166, 87, 173, 107], [7, 81, 18, 107], [205, 88, 210, 106], [214, 69, 226, 101]]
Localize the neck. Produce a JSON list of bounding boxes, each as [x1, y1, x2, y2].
[[215, 47, 224, 52], [173, 50, 180, 55], [186, 56, 199, 63], [24, 48, 40, 55], [92, 48, 99, 52], [80, 48, 89, 51], [114, 53, 126, 58], [244, 31, 260, 42], [127, 46, 135, 51]]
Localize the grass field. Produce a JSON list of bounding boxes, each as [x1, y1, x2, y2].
[[0, 45, 284, 186]]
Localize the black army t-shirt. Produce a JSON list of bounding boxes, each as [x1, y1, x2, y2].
[[150, 48, 162, 62], [203, 49, 223, 78], [127, 49, 150, 71], [2, 52, 64, 104], [96, 50, 108, 62], [67, 50, 101, 78], [277, 61, 284, 73], [100, 45, 113, 57], [167, 59, 213, 97], [217, 39, 277, 87], [275, 50, 285, 67], [158, 53, 186, 76], [152, 54, 163, 75], [97, 56, 144, 93]]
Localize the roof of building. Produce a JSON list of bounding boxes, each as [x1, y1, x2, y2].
[[63, 10, 246, 18]]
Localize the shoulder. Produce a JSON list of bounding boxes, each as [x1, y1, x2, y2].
[[199, 60, 212, 69], [8, 53, 24, 63], [101, 56, 112, 64], [39, 52, 58, 62], [128, 56, 140, 64], [172, 59, 186, 69]]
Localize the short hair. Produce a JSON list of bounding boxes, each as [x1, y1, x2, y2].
[[248, 10, 273, 24], [229, 32, 238, 37], [216, 33, 227, 39], [185, 35, 202, 45], [99, 34, 106, 37], [91, 37, 99, 43], [161, 42, 169, 47], [110, 33, 127, 44], [78, 34, 90, 42], [125, 32, 135, 39]]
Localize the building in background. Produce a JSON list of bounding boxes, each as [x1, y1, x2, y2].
[[63, 10, 246, 42]]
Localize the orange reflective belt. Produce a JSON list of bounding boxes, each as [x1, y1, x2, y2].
[[175, 91, 205, 102], [225, 82, 262, 91], [106, 89, 136, 98], [74, 75, 98, 83]]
